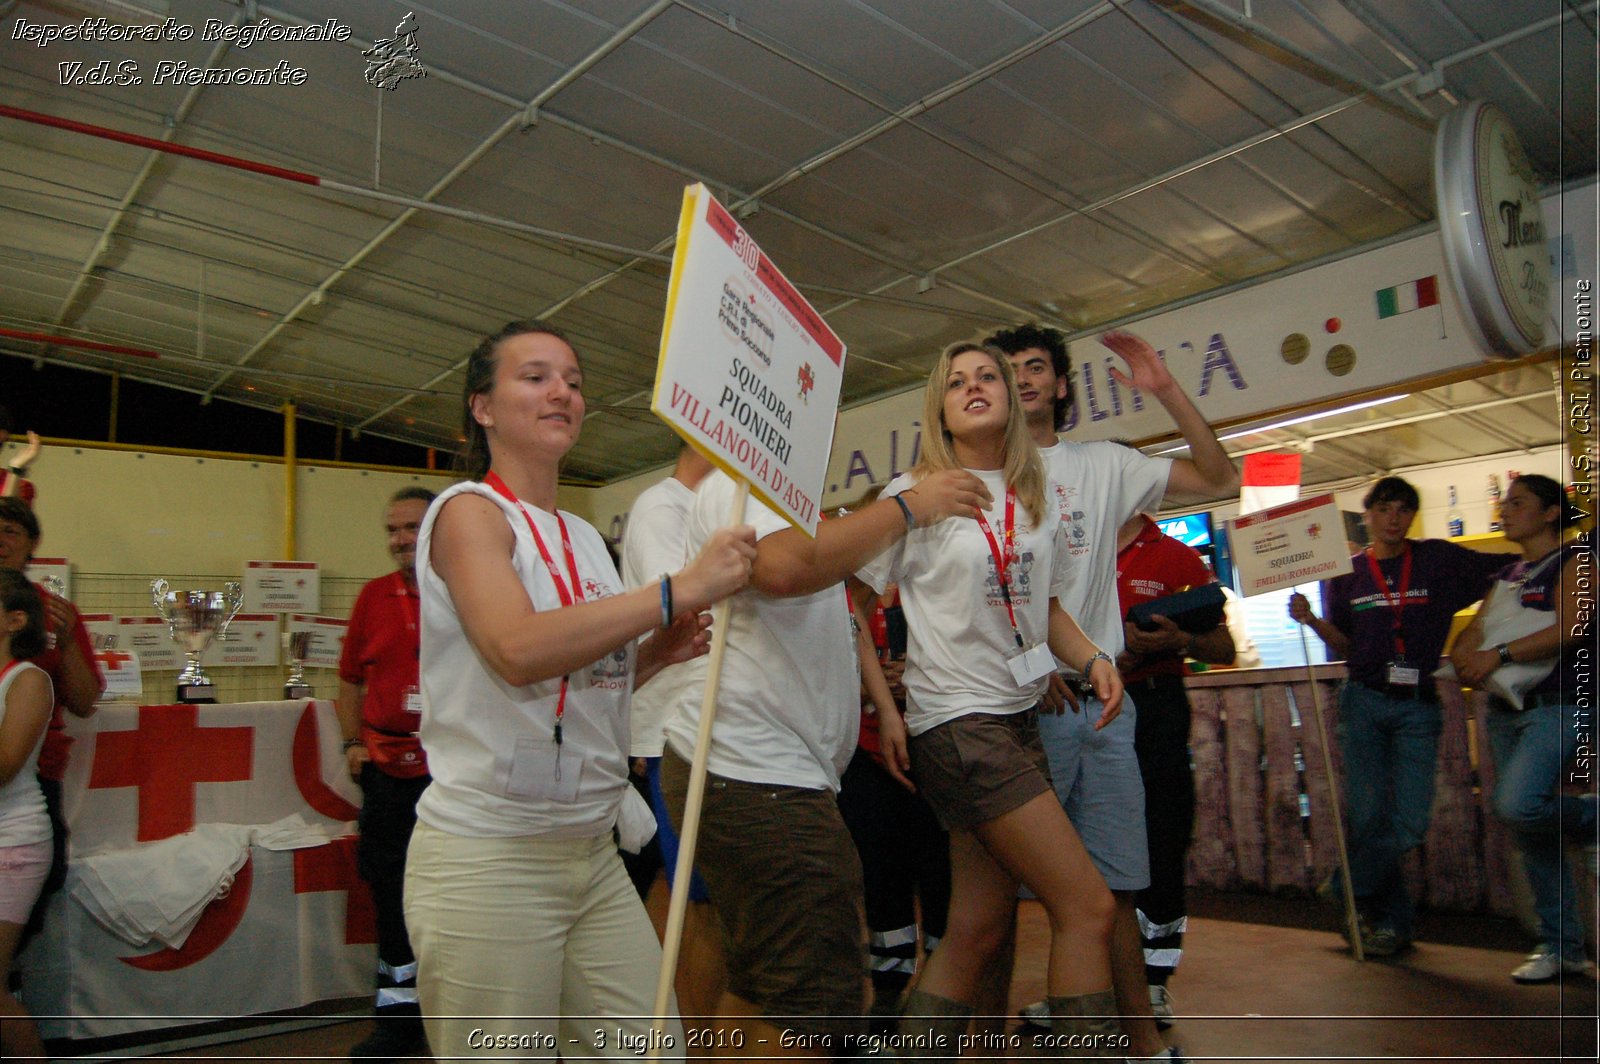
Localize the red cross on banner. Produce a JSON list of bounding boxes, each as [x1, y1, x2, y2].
[[294, 836, 377, 944], [96, 650, 134, 671], [89, 705, 254, 842]]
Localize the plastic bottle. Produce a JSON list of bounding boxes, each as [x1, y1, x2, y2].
[[1446, 485, 1464, 537], [1487, 474, 1503, 533]]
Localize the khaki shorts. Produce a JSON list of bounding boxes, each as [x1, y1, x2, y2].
[[909, 708, 1054, 830], [661, 751, 865, 1042]]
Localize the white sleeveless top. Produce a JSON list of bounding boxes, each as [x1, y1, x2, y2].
[[414, 481, 634, 838], [0, 661, 53, 846]]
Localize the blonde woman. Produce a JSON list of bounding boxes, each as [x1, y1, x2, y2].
[[859, 342, 1123, 1056]]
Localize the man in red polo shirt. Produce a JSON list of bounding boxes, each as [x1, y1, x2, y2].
[[0, 498, 103, 935], [1115, 509, 1234, 1028], [336, 487, 435, 1061]]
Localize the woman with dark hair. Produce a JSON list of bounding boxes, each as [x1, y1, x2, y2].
[[0, 569, 52, 1059], [1449, 473, 1595, 983], [402, 320, 756, 1057], [859, 341, 1124, 1055]]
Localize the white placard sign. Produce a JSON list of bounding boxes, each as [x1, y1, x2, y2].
[[23, 557, 72, 600], [209, 614, 280, 667], [93, 648, 143, 699], [653, 182, 846, 535], [244, 560, 320, 613], [1228, 494, 1354, 598], [116, 616, 184, 671], [288, 615, 347, 669], [80, 614, 119, 652]]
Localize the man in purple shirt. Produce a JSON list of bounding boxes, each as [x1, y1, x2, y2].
[[1290, 476, 1504, 956]]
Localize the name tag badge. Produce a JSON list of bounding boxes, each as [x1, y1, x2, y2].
[[1007, 643, 1056, 688], [1386, 662, 1420, 688], [403, 686, 423, 720], [505, 737, 583, 802]]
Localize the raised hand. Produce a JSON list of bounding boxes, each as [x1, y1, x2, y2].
[[1101, 329, 1176, 395]]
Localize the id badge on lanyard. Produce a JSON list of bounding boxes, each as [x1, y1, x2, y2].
[[976, 490, 1053, 689], [1365, 546, 1418, 690], [1386, 662, 1420, 687], [1007, 643, 1056, 687]]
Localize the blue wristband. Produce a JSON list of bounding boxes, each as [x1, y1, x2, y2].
[[893, 493, 915, 531], [660, 574, 673, 627]]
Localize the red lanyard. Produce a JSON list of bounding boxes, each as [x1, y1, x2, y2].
[[484, 472, 586, 744], [1362, 543, 1412, 660], [974, 488, 1025, 650]]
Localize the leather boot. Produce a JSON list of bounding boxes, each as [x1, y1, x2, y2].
[[897, 988, 975, 1060], [1048, 988, 1122, 1059]]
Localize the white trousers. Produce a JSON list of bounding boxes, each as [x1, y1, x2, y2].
[[404, 821, 685, 1061]]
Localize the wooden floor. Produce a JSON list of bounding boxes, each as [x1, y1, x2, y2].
[[38, 890, 1599, 1063]]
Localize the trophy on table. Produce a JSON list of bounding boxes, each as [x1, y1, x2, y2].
[[38, 575, 65, 652], [284, 629, 315, 699], [151, 580, 244, 704]]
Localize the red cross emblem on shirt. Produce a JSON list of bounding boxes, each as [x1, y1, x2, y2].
[[89, 705, 254, 841]]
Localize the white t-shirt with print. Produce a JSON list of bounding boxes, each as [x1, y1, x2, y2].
[[1041, 440, 1170, 658], [858, 468, 1072, 737], [662, 472, 857, 792], [415, 481, 634, 838], [620, 476, 696, 757]]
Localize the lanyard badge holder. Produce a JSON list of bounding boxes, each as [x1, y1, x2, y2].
[[486, 472, 586, 789], [1364, 546, 1419, 691], [976, 491, 1054, 689]]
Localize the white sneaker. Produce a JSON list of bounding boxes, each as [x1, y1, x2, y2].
[[1149, 984, 1175, 1028], [1018, 998, 1050, 1027], [1510, 948, 1592, 984]]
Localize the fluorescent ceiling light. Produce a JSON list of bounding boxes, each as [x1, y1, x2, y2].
[[1152, 394, 1410, 455]]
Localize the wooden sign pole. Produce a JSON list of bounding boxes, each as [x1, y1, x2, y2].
[[1299, 626, 1364, 961]]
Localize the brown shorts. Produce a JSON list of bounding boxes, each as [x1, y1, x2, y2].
[[908, 708, 1054, 830], [661, 750, 866, 1041]]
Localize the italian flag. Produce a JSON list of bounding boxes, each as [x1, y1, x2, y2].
[[1375, 275, 1439, 318]]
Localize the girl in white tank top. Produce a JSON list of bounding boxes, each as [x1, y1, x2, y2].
[[0, 568, 56, 1060]]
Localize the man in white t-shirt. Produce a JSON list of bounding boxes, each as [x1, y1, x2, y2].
[[619, 444, 724, 1023], [660, 466, 988, 1057], [990, 323, 1237, 1060]]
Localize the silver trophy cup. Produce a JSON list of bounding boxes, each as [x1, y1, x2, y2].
[[39, 575, 65, 652], [151, 580, 244, 703], [284, 629, 315, 699]]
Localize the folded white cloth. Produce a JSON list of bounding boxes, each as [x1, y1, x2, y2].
[[615, 785, 658, 855], [69, 824, 251, 949], [253, 810, 352, 851]]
